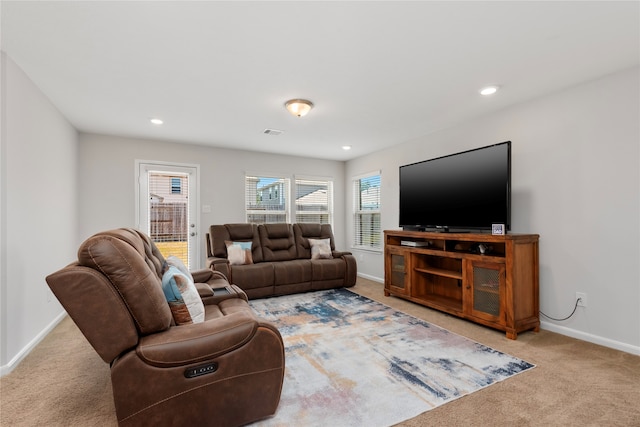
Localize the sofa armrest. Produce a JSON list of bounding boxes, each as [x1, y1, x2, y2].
[[197, 282, 248, 304], [136, 310, 259, 367], [207, 257, 232, 282], [192, 268, 229, 284], [207, 256, 229, 266], [337, 252, 357, 287], [331, 250, 352, 258], [195, 282, 214, 299]]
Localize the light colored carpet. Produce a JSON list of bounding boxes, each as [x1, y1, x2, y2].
[[1, 277, 639, 426], [249, 288, 534, 427]]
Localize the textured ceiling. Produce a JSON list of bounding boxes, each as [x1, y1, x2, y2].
[[2, 1, 639, 160]]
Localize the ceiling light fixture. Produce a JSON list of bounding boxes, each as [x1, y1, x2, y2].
[[479, 86, 499, 96], [150, 118, 164, 125], [342, 145, 352, 151], [285, 99, 313, 117]]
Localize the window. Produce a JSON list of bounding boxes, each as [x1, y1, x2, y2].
[[171, 177, 182, 194], [245, 175, 290, 223], [295, 177, 333, 224], [353, 172, 381, 250]]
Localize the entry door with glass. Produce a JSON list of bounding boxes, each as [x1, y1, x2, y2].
[[137, 161, 200, 269]]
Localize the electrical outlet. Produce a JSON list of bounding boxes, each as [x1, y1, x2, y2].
[[576, 292, 587, 308]]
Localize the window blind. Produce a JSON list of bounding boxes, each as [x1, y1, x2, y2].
[[295, 178, 333, 224], [353, 173, 381, 250]]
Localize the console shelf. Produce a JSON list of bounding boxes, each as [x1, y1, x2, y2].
[[384, 230, 540, 339], [415, 266, 462, 280]]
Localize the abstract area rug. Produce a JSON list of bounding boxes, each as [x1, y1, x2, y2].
[[249, 288, 534, 427]]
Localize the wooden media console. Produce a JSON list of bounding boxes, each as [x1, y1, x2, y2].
[[384, 230, 540, 339]]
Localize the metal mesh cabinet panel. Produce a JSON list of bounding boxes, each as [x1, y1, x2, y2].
[[473, 266, 500, 316]]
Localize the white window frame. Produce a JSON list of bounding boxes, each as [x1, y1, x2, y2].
[[294, 175, 333, 225], [352, 171, 382, 251], [245, 173, 290, 224]]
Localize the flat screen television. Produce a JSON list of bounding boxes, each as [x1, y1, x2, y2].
[[399, 141, 511, 232]]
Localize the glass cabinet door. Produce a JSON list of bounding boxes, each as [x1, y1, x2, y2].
[[385, 248, 410, 296], [390, 253, 406, 290], [470, 262, 505, 322]]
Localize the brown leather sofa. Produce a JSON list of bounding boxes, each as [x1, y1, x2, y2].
[[46, 228, 285, 427], [206, 223, 357, 299]]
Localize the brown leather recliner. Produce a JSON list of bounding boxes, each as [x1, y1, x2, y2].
[[46, 228, 285, 427]]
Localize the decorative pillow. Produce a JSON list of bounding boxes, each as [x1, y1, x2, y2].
[[309, 238, 333, 260], [225, 241, 253, 265], [161, 266, 205, 325], [165, 255, 193, 281]]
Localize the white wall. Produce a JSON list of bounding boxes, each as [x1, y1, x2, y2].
[[346, 67, 640, 354], [0, 54, 78, 374], [77, 133, 347, 268]]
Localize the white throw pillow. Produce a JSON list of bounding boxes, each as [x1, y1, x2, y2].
[[309, 238, 333, 260]]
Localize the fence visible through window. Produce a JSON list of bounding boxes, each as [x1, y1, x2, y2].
[[148, 172, 189, 267]]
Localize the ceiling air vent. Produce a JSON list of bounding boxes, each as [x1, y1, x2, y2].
[[263, 128, 284, 136]]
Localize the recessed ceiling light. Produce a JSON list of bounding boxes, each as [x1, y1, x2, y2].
[[150, 118, 164, 125], [480, 86, 499, 96], [342, 145, 352, 150]]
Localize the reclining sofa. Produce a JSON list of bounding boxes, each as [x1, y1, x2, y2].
[[46, 228, 285, 427], [206, 223, 357, 299]]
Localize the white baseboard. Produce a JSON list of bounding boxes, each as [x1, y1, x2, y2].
[[540, 321, 640, 356], [357, 273, 383, 283], [0, 311, 67, 377]]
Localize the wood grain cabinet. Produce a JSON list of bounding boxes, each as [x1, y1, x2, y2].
[[384, 230, 540, 339]]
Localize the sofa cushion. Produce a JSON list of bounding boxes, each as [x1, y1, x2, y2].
[[293, 223, 336, 259], [311, 258, 346, 281], [161, 266, 205, 325], [230, 263, 275, 291], [225, 241, 253, 265], [259, 224, 297, 262], [309, 238, 333, 260], [273, 259, 312, 285], [210, 223, 263, 263]]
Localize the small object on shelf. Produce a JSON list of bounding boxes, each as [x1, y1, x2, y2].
[[400, 240, 430, 247], [492, 223, 506, 235]]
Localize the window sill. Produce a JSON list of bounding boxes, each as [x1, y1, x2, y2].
[[351, 246, 383, 254]]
